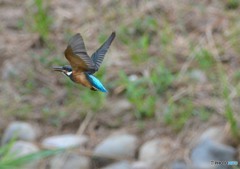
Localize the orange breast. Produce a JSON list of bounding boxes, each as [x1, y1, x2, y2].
[[72, 72, 92, 88]]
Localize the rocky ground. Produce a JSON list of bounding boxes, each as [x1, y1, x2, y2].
[[0, 0, 240, 169], [1, 121, 239, 169]]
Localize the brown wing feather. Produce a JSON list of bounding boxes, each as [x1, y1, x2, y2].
[[64, 33, 95, 72], [64, 46, 88, 72]]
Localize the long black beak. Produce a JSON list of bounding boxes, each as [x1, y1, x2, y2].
[[52, 66, 64, 72]]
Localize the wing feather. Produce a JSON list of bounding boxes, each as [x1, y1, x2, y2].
[[90, 32, 116, 73], [64, 33, 95, 72]]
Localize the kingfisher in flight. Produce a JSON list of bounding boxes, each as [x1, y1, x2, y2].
[[53, 32, 116, 92]]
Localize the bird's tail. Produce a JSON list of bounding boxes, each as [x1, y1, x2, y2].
[[85, 74, 108, 93]]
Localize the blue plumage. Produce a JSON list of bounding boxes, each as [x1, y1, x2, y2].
[[85, 73, 108, 93]]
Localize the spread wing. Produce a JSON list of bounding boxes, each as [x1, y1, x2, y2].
[[90, 32, 116, 74], [64, 33, 96, 72]]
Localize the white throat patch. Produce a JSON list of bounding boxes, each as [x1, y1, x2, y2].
[[66, 71, 72, 76]]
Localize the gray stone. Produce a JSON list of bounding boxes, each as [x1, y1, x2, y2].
[[50, 153, 90, 169], [9, 141, 39, 157], [94, 134, 138, 160], [2, 121, 38, 145], [9, 141, 39, 169], [131, 161, 150, 169], [200, 125, 236, 146], [171, 160, 187, 169], [139, 138, 173, 166], [200, 127, 222, 142], [189, 69, 207, 83], [129, 74, 138, 81], [191, 139, 236, 169], [42, 134, 88, 149], [101, 161, 131, 169]]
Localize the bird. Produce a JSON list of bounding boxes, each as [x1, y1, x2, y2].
[[53, 32, 115, 93]]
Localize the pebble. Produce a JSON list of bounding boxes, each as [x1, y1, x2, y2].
[[200, 125, 237, 145], [50, 153, 90, 169], [131, 161, 150, 169], [42, 134, 88, 149], [9, 141, 39, 157], [189, 69, 207, 83], [101, 161, 131, 169], [9, 141, 39, 169], [1, 121, 38, 145], [139, 138, 173, 166], [200, 126, 222, 142], [171, 160, 187, 169], [93, 134, 138, 160], [191, 138, 236, 169]]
